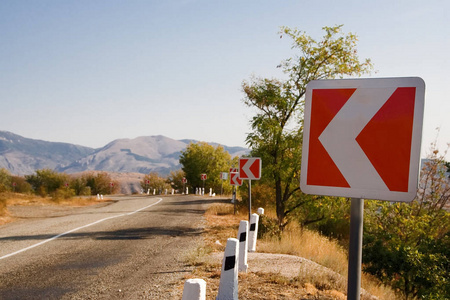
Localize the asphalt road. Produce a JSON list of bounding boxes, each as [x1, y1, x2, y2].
[[0, 195, 215, 299]]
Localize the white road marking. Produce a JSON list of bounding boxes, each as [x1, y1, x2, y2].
[[0, 198, 163, 260]]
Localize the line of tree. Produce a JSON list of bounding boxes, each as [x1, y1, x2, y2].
[[139, 170, 190, 194], [0, 168, 119, 200]]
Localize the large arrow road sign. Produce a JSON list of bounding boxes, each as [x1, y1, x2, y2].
[[300, 77, 425, 202], [239, 158, 262, 180]]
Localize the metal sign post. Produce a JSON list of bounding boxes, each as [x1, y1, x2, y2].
[[248, 180, 252, 222], [230, 171, 242, 215], [347, 198, 364, 300], [239, 158, 261, 222]]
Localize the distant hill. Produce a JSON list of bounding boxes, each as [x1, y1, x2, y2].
[[0, 131, 249, 175], [0, 131, 94, 175]]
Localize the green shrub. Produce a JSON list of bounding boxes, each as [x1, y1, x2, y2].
[[258, 214, 281, 239]]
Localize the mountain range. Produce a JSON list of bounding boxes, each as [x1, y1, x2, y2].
[[0, 131, 249, 176]]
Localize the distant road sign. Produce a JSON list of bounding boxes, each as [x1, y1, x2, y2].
[[201, 174, 207, 181], [221, 172, 228, 180], [239, 158, 261, 180], [182, 177, 187, 184], [230, 172, 242, 186], [300, 77, 425, 202]]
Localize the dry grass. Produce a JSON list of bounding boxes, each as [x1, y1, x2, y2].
[[258, 225, 349, 276], [181, 203, 399, 300], [258, 223, 398, 299]]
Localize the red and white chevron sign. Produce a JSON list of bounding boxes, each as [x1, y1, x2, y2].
[[300, 77, 425, 202], [239, 157, 261, 180], [230, 172, 242, 186]]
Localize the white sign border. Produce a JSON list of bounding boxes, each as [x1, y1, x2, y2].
[[300, 77, 425, 202]]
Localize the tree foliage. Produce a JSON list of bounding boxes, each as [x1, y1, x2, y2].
[[363, 144, 450, 300], [242, 25, 372, 228], [24, 170, 119, 198], [80, 172, 119, 195], [166, 169, 186, 192], [0, 168, 11, 192], [25, 169, 70, 197], [140, 172, 170, 194], [179, 142, 236, 194]]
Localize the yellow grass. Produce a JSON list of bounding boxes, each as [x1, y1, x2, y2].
[[259, 225, 349, 275]]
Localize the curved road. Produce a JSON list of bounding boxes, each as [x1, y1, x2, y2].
[[0, 195, 215, 299]]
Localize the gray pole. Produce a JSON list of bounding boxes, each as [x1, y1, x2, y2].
[[347, 198, 364, 300], [248, 180, 252, 222]]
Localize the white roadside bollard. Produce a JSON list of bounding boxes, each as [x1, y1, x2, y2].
[[165, 189, 167, 195], [186, 187, 189, 195], [153, 189, 156, 195], [147, 189, 150, 195], [257, 207, 264, 215], [97, 194, 100, 200], [101, 194, 103, 200], [202, 188, 205, 196], [209, 188, 212, 196], [217, 238, 239, 300], [237, 220, 248, 272], [172, 189, 174, 195], [182, 278, 206, 300], [248, 213, 259, 252]]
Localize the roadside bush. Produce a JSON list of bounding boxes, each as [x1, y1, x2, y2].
[[11, 176, 32, 194], [25, 169, 70, 196], [82, 172, 119, 195], [0, 168, 11, 192], [258, 214, 281, 239], [363, 143, 450, 300], [239, 182, 276, 212], [0, 194, 7, 215], [51, 188, 75, 202]]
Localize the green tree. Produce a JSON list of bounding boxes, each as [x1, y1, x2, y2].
[[82, 172, 119, 195], [11, 175, 32, 194], [179, 142, 235, 193], [166, 169, 186, 192], [363, 145, 450, 300], [25, 169, 70, 197], [141, 172, 170, 194], [0, 168, 12, 192], [70, 176, 90, 196], [243, 25, 372, 229]]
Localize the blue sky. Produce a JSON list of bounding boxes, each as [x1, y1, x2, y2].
[[1, 0, 449, 159]]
